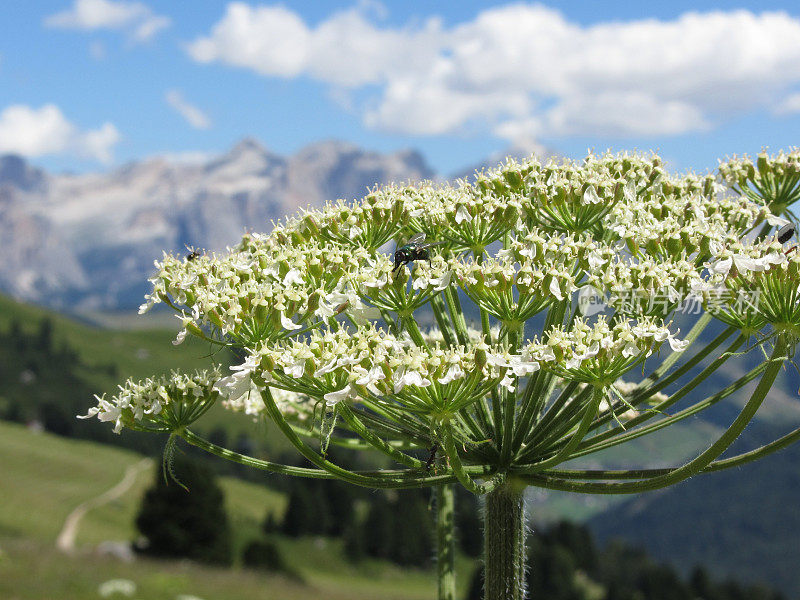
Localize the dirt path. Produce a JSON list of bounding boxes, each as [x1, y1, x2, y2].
[[56, 457, 153, 553]]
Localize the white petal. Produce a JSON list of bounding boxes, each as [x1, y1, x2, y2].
[[455, 205, 472, 223], [438, 364, 465, 384], [432, 271, 453, 291], [667, 335, 689, 352], [549, 277, 564, 301], [172, 328, 188, 346], [767, 214, 790, 227], [710, 257, 732, 275], [324, 384, 355, 406], [583, 185, 601, 204], [285, 360, 306, 378], [732, 255, 766, 273], [280, 313, 302, 330], [283, 269, 304, 286], [622, 342, 640, 358]]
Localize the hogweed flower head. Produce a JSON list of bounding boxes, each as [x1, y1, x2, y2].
[[82, 148, 800, 600]]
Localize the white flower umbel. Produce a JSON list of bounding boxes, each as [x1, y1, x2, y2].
[[80, 369, 221, 434], [454, 230, 581, 323], [139, 234, 379, 347], [245, 323, 517, 417], [528, 316, 687, 385], [585, 252, 703, 319], [719, 149, 800, 213]]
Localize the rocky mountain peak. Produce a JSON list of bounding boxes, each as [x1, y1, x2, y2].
[[0, 137, 438, 310], [0, 155, 47, 193]]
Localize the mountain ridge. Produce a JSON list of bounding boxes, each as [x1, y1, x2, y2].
[[0, 139, 443, 310]]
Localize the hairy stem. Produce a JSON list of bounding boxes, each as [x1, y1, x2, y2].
[[484, 480, 527, 600], [436, 483, 456, 600]]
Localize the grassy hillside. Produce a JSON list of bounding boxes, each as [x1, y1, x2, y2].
[[0, 420, 284, 547], [0, 420, 471, 599], [0, 294, 224, 397]]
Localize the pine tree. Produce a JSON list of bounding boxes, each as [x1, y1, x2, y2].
[[281, 480, 315, 536], [135, 451, 232, 565], [390, 492, 433, 567], [343, 514, 366, 561], [362, 493, 394, 559], [242, 538, 289, 573]]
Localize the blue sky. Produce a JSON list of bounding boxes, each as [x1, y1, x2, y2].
[[1, 0, 800, 176]]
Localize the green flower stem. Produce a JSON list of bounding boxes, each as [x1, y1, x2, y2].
[[514, 379, 579, 456], [543, 339, 753, 460], [442, 425, 503, 495], [443, 283, 494, 433], [260, 386, 428, 488], [430, 293, 457, 347], [436, 483, 456, 600], [525, 386, 602, 472], [521, 336, 787, 494], [526, 422, 800, 480], [519, 384, 594, 460], [353, 407, 432, 446], [288, 422, 414, 451], [402, 314, 428, 347], [704, 424, 800, 471], [575, 333, 747, 452], [521, 302, 569, 421], [499, 328, 522, 467], [569, 360, 769, 459], [379, 307, 401, 336], [180, 428, 335, 479], [444, 285, 470, 346], [337, 403, 425, 469], [483, 479, 527, 600]]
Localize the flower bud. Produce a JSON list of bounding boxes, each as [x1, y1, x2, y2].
[[757, 152, 770, 178]]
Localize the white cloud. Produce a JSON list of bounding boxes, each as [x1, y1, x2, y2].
[[45, 0, 170, 42], [0, 104, 120, 164], [186, 3, 800, 143], [165, 90, 211, 130], [774, 92, 800, 115], [186, 2, 442, 86]]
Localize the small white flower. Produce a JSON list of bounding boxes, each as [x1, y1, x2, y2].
[[324, 383, 358, 406], [455, 205, 472, 223], [354, 365, 385, 387], [173, 328, 188, 346], [549, 277, 564, 301], [438, 364, 465, 384], [214, 355, 262, 402], [283, 269, 304, 286], [583, 185, 601, 204], [280, 312, 302, 331], [393, 368, 431, 392], [499, 372, 516, 392]]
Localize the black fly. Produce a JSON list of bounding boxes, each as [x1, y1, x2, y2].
[[185, 244, 201, 261], [778, 223, 797, 255], [393, 233, 443, 273]]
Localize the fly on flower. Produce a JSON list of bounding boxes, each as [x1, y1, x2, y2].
[[184, 244, 201, 261], [393, 233, 444, 273], [778, 222, 797, 255]]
